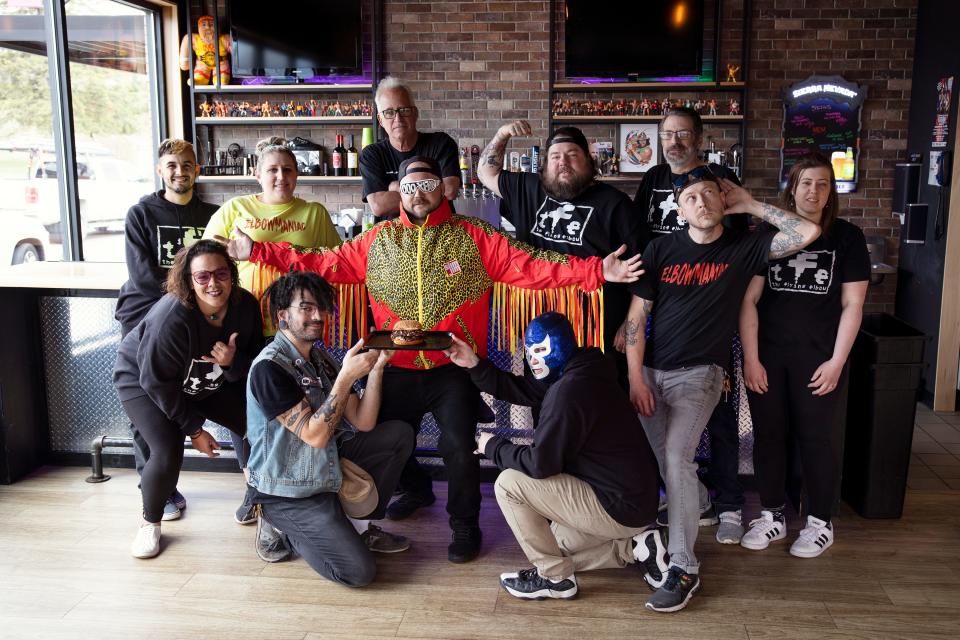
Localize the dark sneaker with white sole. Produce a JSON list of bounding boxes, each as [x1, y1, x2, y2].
[[255, 512, 292, 563], [161, 498, 181, 521], [385, 491, 436, 520], [361, 524, 410, 553], [500, 567, 578, 600], [645, 566, 701, 613], [171, 489, 187, 510], [633, 528, 670, 589]]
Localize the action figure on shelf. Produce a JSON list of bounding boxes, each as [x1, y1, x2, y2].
[[261, 100, 271, 117], [694, 99, 704, 114], [728, 98, 741, 116], [640, 98, 651, 115], [726, 63, 741, 83], [179, 15, 231, 85], [199, 99, 213, 119], [708, 98, 718, 116], [214, 100, 228, 118]]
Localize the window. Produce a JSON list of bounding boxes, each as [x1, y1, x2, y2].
[[0, 0, 163, 264]]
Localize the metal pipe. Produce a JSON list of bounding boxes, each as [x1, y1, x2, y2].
[[85, 435, 237, 483]]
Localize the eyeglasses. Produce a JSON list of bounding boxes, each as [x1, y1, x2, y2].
[[288, 302, 325, 316], [399, 178, 441, 195], [672, 165, 717, 192], [658, 129, 695, 140], [379, 106, 415, 119], [191, 267, 231, 285]]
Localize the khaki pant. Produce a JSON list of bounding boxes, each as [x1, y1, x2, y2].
[[494, 468, 650, 581]]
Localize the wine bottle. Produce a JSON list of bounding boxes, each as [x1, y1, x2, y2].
[[347, 134, 359, 177], [332, 134, 346, 177]]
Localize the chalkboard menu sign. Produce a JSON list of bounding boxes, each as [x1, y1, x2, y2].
[[780, 75, 866, 193]]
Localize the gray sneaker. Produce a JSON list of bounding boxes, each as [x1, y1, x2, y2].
[[716, 509, 744, 544], [360, 524, 410, 553], [255, 512, 292, 563], [161, 498, 181, 521], [645, 566, 701, 613]]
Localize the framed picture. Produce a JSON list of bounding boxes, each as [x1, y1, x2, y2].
[[619, 124, 659, 173]]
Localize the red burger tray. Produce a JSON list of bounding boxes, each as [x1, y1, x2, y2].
[[363, 330, 453, 351]]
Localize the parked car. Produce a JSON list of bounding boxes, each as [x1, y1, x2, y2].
[[0, 213, 51, 265], [24, 154, 151, 241]]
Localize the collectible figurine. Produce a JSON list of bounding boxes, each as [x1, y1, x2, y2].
[[728, 98, 740, 115], [708, 98, 718, 116], [726, 63, 741, 83], [199, 99, 213, 118], [179, 15, 231, 85], [640, 98, 651, 116]]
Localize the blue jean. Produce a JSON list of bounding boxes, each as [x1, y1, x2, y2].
[[640, 364, 723, 574], [258, 420, 414, 586]]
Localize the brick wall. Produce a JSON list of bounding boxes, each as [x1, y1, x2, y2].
[[195, 0, 917, 311]]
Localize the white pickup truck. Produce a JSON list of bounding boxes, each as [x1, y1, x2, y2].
[[23, 155, 151, 241]]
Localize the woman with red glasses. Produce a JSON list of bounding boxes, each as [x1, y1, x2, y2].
[[113, 240, 264, 559]]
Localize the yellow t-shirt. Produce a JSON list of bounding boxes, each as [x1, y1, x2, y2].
[[203, 194, 341, 335]]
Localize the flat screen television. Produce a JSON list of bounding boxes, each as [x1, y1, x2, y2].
[[565, 0, 706, 79], [229, 0, 362, 78]]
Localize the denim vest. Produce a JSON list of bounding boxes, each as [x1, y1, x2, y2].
[[246, 331, 355, 498]]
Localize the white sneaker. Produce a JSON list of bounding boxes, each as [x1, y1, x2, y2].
[[740, 510, 786, 550], [716, 509, 744, 544], [131, 523, 161, 559], [790, 515, 834, 558]]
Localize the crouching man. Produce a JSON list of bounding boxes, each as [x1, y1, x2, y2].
[[245, 271, 413, 586], [444, 312, 667, 600]]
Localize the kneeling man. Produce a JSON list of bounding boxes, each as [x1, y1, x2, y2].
[[445, 312, 666, 600], [245, 271, 413, 586]]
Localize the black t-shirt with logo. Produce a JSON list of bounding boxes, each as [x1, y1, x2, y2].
[[359, 131, 460, 205], [756, 218, 871, 354], [498, 172, 650, 349], [633, 163, 748, 236], [630, 227, 777, 370]]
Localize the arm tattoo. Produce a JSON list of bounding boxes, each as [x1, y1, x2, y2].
[[624, 319, 642, 346], [757, 202, 806, 258], [309, 391, 341, 441], [481, 133, 509, 168]]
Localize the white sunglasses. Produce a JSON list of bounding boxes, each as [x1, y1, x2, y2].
[[399, 178, 441, 195]]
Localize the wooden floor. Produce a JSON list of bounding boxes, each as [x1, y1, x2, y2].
[[0, 466, 958, 640]]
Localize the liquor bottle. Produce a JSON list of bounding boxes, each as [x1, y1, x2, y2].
[[347, 134, 359, 177], [332, 134, 346, 177]]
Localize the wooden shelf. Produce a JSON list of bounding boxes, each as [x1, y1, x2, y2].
[[554, 81, 745, 91], [196, 116, 371, 125], [553, 115, 743, 123], [194, 84, 373, 93], [197, 175, 362, 185]]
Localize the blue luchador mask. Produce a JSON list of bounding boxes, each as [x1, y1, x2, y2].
[[523, 312, 577, 383]]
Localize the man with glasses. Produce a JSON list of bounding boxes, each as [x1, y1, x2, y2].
[[623, 169, 820, 612], [360, 77, 461, 218], [477, 122, 648, 388], [635, 106, 751, 546], [244, 271, 414, 583], [223, 155, 644, 564], [115, 138, 218, 522]]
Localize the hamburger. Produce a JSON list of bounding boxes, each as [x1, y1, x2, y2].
[[391, 319, 426, 346]]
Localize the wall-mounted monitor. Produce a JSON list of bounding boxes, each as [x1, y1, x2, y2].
[[564, 0, 707, 79], [230, 0, 362, 78]]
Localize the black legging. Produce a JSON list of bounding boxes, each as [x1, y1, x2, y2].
[[746, 346, 845, 522], [121, 380, 248, 523]]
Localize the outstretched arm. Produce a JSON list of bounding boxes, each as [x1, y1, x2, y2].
[[719, 178, 821, 258], [478, 120, 533, 197]]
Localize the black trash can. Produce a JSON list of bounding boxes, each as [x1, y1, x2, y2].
[[842, 313, 925, 518]]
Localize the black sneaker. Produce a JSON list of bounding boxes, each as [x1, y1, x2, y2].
[[633, 528, 670, 589], [448, 524, 482, 563], [656, 504, 719, 527], [385, 491, 436, 521], [645, 566, 701, 613], [500, 567, 578, 600], [255, 512, 292, 563]]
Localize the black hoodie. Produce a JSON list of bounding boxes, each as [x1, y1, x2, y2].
[[114, 191, 218, 336], [472, 348, 659, 528]]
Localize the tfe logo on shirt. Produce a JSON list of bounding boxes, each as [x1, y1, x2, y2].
[[157, 225, 205, 268], [648, 190, 687, 235], [531, 197, 593, 246], [182, 359, 224, 395], [768, 250, 836, 294]]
